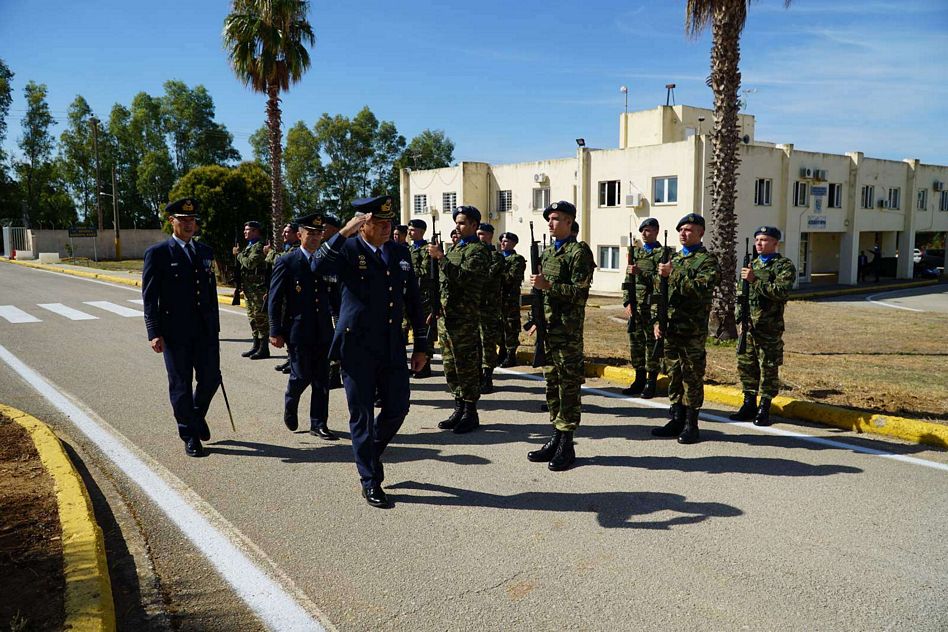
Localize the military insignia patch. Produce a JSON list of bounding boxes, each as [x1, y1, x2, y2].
[[358, 254, 368, 270], [399, 260, 411, 271], [295, 283, 302, 293]]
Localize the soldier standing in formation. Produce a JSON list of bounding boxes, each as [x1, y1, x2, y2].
[[268, 222, 301, 375], [526, 201, 595, 471], [622, 218, 672, 398], [476, 223, 505, 394], [651, 213, 719, 445], [407, 218, 437, 379], [234, 220, 271, 360], [393, 224, 409, 245], [498, 232, 526, 368], [428, 205, 491, 434], [729, 226, 796, 426]]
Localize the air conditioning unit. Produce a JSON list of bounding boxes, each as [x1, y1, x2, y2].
[[877, 199, 889, 209], [800, 167, 814, 179], [814, 169, 827, 181], [625, 193, 642, 207], [534, 173, 548, 184], [934, 181, 945, 192]]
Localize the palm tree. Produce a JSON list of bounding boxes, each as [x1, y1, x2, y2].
[[223, 0, 315, 247], [685, 0, 790, 339]]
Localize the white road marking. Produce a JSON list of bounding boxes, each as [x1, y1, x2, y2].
[[83, 300, 144, 317], [37, 303, 99, 320], [0, 305, 41, 323], [128, 299, 145, 305], [0, 344, 329, 631], [865, 290, 923, 312]]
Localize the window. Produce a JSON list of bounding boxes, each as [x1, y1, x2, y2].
[[887, 187, 901, 209], [497, 190, 512, 212], [798, 233, 809, 279], [442, 192, 457, 216], [598, 180, 621, 207], [532, 187, 550, 210], [793, 181, 809, 207], [598, 246, 620, 270], [413, 194, 427, 215], [754, 178, 772, 206], [861, 185, 875, 209], [652, 177, 678, 204], [917, 189, 928, 211], [940, 191, 948, 212], [828, 183, 842, 209]]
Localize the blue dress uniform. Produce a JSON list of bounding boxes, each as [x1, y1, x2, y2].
[[267, 216, 337, 438], [315, 196, 426, 506], [142, 198, 220, 456]]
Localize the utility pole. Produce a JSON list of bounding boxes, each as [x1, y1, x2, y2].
[[89, 117, 103, 230], [111, 167, 121, 259]]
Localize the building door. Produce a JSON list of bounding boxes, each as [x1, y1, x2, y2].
[[798, 232, 810, 282]]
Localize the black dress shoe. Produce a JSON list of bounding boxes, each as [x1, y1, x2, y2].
[[284, 408, 299, 431], [310, 423, 338, 441], [184, 437, 207, 457], [282, 365, 291, 374], [412, 362, 432, 379], [362, 485, 392, 508], [274, 361, 289, 372]]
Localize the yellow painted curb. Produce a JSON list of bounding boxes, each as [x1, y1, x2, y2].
[[0, 404, 115, 632]]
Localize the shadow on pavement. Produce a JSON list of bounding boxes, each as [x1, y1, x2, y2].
[[583, 454, 862, 477], [209, 438, 491, 466]]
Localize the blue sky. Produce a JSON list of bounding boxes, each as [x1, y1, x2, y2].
[[2, 0, 947, 167]]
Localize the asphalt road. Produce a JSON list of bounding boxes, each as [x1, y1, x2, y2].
[[819, 283, 948, 314], [2, 262, 947, 631]]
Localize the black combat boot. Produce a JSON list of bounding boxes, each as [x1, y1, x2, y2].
[[753, 398, 772, 426], [729, 392, 757, 421], [527, 430, 561, 462], [438, 399, 465, 430], [500, 351, 518, 368], [548, 431, 575, 471], [640, 371, 659, 399], [241, 338, 260, 357], [250, 338, 270, 359], [651, 403, 685, 437], [621, 368, 647, 396], [677, 407, 700, 444], [412, 360, 432, 379], [496, 348, 508, 365], [453, 401, 480, 434], [480, 368, 494, 395]]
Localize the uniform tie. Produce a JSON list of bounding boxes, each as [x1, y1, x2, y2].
[[375, 247, 385, 266]]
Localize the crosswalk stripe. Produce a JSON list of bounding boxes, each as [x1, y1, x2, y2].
[[0, 306, 42, 323], [128, 299, 144, 305], [37, 303, 99, 321], [83, 301, 144, 317]]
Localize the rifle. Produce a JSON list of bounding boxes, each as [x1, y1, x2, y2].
[[426, 232, 441, 346], [623, 232, 636, 333], [231, 228, 242, 305], [737, 237, 753, 354], [522, 221, 547, 368], [652, 230, 670, 359]]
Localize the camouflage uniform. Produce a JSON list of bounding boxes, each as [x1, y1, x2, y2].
[[541, 237, 595, 432], [438, 236, 490, 402], [736, 254, 796, 398], [406, 240, 438, 352], [622, 243, 673, 373], [238, 240, 270, 342], [479, 247, 506, 370], [500, 251, 527, 358]]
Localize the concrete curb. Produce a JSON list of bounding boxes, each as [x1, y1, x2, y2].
[[791, 278, 938, 300], [0, 404, 115, 632], [516, 351, 948, 450]]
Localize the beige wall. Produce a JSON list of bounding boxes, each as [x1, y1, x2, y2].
[[30, 229, 167, 259]]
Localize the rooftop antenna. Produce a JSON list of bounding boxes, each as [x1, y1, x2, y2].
[[620, 85, 629, 114], [665, 83, 676, 106]]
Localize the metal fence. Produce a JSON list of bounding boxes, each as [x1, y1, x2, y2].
[[1, 227, 33, 258]]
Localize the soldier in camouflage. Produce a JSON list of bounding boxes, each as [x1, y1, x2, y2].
[[407, 218, 437, 379], [729, 226, 796, 426], [526, 201, 595, 471], [476, 223, 505, 394], [428, 205, 491, 434], [650, 213, 719, 444], [233, 220, 272, 359], [622, 218, 674, 398], [268, 222, 301, 374], [498, 232, 526, 368]]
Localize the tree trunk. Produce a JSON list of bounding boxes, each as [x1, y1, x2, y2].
[[266, 85, 284, 249], [706, 4, 744, 340]]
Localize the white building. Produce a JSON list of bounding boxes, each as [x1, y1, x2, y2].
[[399, 104, 948, 293]]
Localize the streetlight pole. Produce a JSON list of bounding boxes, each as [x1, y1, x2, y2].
[[111, 167, 121, 259], [89, 117, 103, 230]]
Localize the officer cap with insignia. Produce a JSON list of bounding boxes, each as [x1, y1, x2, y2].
[[676, 212, 705, 230], [499, 231, 519, 243], [322, 214, 341, 228], [395, 224, 409, 233], [477, 223, 495, 234], [453, 205, 482, 224], [754, 225, 782, 240], [165, 197, 200, 220], [244, 220, 263, 230], [352, 195, 396, 220], [285, 222, 300, 231], [543, 200, 577, 220], [293, 213, 325, 231], [639, 217, 659, 232], [408, 218, 427, 230]]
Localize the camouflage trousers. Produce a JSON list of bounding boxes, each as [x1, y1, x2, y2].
[[480, 305, 503, 369], [664, 331, 707, 408], [543, 335, 585, 432], [737, 328, 784, 399], [627, 299, 660, 372], [244, 287, 269, 340], [501, 296, 521, 355], [441, 316, 483, 402]]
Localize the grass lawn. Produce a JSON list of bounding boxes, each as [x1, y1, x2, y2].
[[61, 257, 144, 273]]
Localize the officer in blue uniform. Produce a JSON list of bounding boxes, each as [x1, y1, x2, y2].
[[142, 198, 220, 457], [267, 213, 338, 440], [316, 195, 427, 508]]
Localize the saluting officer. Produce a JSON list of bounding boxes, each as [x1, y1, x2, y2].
[[407, 218, 437, 379], [267, 213, 338, 440], [234, 220, 271, 359], [476, 222, 505, 394], [526, 201, 595, 471], [316, 196, 427, 508], [729, 226, 796, 426], [650, 213, 719, 444], [622, 218, 673, 398], [428, 206, 492, 434], [142, 198, 220, 457], [268, 222, 302, 375], [498, 232, 526, 368]]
